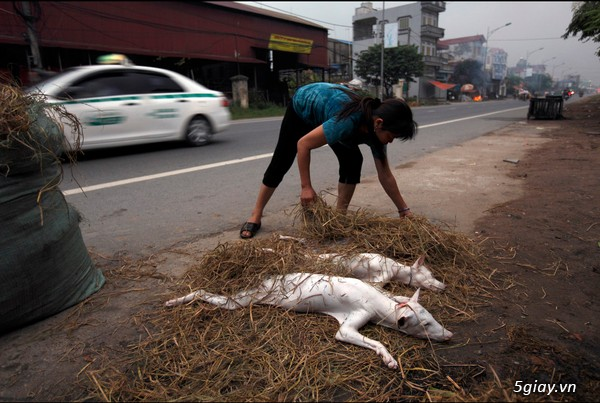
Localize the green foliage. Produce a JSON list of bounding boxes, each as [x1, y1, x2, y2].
[[524, 73, 553, 94], [506, 73, 553, 96], [229, 104, 286, 120], [280, 70, 320, 98], [563, 1, 600, 57], [248, 90, 271, 109], [354, 44, 424, 98], [506, 75, 524, 95]]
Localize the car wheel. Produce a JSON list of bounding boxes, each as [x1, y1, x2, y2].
[[186, 116, 212, 146]]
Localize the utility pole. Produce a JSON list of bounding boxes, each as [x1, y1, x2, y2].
[[18, 1, 43, 69], [483, 22, 511, 72], [482, 22, 511, 97], [379, 1, 385, 99], [525, 47, 544, 69], [537, 57, 556, 94]]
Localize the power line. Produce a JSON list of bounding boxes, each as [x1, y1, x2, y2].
[[491, 37, 567, 42]]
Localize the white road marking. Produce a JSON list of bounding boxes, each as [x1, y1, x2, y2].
[[62, 153, 273, 196], [63, 106, 527, 196]]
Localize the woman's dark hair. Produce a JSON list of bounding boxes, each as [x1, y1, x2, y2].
[[335, 87, 417, 141]]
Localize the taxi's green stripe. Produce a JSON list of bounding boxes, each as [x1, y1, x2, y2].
[[151, 93, 217, 99], [60, 96, 139, 104], [58, 93, 217, 105]]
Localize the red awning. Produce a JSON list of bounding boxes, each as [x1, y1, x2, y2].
[[429, 80, 457, 90]]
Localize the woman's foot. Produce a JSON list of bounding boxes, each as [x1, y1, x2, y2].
[[240, 222, 261, 239]]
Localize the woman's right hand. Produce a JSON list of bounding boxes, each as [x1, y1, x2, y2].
[[300, 186, 317, 206], [297, 125, 327, 208]]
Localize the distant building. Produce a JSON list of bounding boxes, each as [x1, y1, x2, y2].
[[328, 38, 353, 84], [438, 35, 509, 98], [0, 1, 329, 102], [437, 35, 486, 65], [352, 1, 447, 101], [509, 58, 549, 79], [508, 58, 529, 79]]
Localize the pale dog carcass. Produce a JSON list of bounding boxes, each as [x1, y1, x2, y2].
[[317, 253, 446, 291], [276, 235, 446, 291], [165, 271, 453, 369]]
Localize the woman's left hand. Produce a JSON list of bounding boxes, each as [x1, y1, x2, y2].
[[398, 207, 412, 218]]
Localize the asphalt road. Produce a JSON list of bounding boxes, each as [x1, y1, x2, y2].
[[60, 98, 540, 258]]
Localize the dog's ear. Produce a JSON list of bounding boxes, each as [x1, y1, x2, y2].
[[409, 288, 421, 303], [413, 255, 425, 268]]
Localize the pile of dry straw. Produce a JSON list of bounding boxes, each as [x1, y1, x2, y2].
[[87, 199, 507, 401], [0, 83, 81, 161]]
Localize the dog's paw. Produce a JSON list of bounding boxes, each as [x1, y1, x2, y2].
[[386, 357, 399, 369], [379, 350, 399, 369]]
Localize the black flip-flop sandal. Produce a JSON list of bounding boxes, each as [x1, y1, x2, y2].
[[240, 222, 261, 239]]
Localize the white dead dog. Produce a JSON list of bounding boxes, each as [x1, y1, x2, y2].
[[274, 235, 446, 291], [316, 253, 446, 291], [165, 273, 453, 369]]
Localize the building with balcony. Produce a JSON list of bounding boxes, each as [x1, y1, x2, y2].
[[438, 34, 509, 98], [437, 35, 486, 65], [352, 1, 447, 100]]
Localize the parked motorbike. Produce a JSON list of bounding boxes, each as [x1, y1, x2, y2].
[[563, 89, 575, 100]]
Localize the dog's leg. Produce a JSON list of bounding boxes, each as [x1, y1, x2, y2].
[[334, 312, 399, 369], [278, 235, 307, 244], [198, 290, 259, 309], [165, 288, 262, 309], [316, 253, 341, 261], [165, 290, 204, 307], [335, 325, 398, 369]]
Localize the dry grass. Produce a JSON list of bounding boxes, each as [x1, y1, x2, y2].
[[0, 83, 83, 216], [0, 83, 82, 158], [0, 84, 34, 140], [84, 200, 514, 401]]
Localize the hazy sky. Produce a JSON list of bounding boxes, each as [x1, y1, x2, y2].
[[239, 1, 600, 86]]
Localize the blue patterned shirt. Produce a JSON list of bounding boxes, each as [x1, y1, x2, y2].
[[292, 83, 386, 159]]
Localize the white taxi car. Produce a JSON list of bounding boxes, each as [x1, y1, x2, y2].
[[27, 56, 231, 151]]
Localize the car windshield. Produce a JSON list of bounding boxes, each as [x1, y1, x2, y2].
[[25, 67, 83, 93]]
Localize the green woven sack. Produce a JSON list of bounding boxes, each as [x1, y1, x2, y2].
[[0, 88, 105, 333]]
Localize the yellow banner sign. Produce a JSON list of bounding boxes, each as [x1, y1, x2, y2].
[[268, 34, 313, 54]]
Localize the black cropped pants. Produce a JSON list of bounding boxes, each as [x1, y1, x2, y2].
[[262, 104, 363, 188]]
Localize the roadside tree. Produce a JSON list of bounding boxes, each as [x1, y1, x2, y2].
[[563, 1, 600, 57], [506, 74, 524, 96], [451, 59, 487, 92], [525, 73, 553, 95], [354, 44, 424, 98]]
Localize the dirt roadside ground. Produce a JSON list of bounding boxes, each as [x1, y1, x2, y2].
[[1, 96, 598, 401]]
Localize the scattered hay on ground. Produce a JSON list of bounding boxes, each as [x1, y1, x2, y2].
[[85, 200, 508, 401]]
